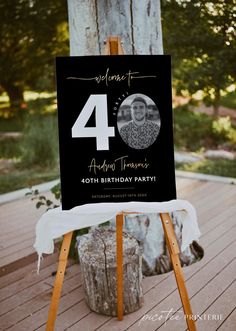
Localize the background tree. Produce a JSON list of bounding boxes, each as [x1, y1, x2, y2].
[[162, 0, 236, 116], [0, 0, 69, 109]]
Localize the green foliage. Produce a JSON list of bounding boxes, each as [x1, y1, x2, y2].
[[0, 93, 60, 194], [0, 0, 69, 108], [212, 116, 236, 146], [176, 158, 236, 178], [26, 94, 57, 115], [26, 182, 90, 259], [213, 116, 232, 135], [0, 116, 24, 131], [174, 106, 213, 151], [0, 168, 59, 194], [51, 182, 61, 201], [173, 106, 236, 151], [162, 0, 236, 113], [26, 184, 61, 210], [220, 91, 236, 109], [20, 114, 59, 167], [0, 138, 21, 158]]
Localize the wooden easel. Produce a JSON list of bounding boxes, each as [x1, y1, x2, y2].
[[46, 36, 196, 331]]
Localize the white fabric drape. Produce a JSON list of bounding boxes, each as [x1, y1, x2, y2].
[[34, 200, 201, 271]]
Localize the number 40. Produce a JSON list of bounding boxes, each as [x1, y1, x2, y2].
[[71, 94, 115, 151]]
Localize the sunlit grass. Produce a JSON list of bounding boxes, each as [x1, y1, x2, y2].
[[0, 93, 10, 103], [0, 91, 57, 118], [24, 91, 56, 101], [0, 91, 56, 103], [43, 102, 57, 114], [0, 102, 10, 109]]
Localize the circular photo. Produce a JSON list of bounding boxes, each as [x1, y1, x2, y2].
[[117, 93, 161, 149]]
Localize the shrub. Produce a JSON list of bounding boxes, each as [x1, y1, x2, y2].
[[173, 106, 213, 151], [0, 138, 21, 158], [174, 106, 236, 151], [21, 114, 59, 167], [212, 116, 236, 148]]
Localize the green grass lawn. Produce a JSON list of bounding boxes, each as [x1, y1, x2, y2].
[[0, 166, 59, 194], [176, 158, 236, 178]]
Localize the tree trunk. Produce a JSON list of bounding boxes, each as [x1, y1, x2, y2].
[[2, 82, 24, 109], [67, 0, 192, 278], [120, 212, 204, 276], [77, 227, 143, 316], [67, 0, 163, 55], [213, 87, 221, 118]]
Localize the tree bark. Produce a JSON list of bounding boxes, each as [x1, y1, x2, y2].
[[77, 227, 143, 316], [2, 82, 24, 109], [67, 0, 204, 280], [67, 0, 198, 279], [213, 87, 221, 118], [67, 0, 163, 55], [117, 212, 204, 276]]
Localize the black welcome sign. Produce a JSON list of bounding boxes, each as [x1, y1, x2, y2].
[[56, 55, 176, 210]]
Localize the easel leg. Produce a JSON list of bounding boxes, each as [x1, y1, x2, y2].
[[116, 212, 124, 320], [160, 213, 196, 331], [46, 231, 73, 331]]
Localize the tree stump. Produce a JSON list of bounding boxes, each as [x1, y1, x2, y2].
[[77, 227, 143, 316]]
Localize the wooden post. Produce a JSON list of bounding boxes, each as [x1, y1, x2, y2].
[[160, 213, 196, 331], [104, 36, 124, 55], [104, 38, 125, 320], [67, 0, 163, 56], [116, 212, 124, 320], [46, 231, 73, 331]]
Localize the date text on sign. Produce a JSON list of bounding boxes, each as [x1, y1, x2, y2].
[[71, 94, 115, 150]]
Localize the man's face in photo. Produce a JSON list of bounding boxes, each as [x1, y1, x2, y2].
[[131, 101, 147, 123]]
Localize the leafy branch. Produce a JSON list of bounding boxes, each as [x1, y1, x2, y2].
[[25, 182, 61, 210]]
